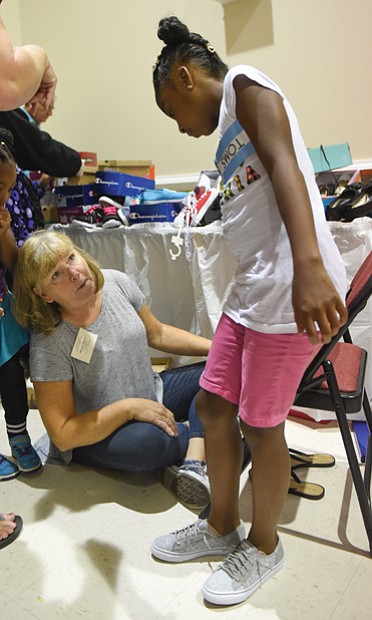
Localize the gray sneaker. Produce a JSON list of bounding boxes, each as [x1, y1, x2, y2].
[[151, 519, 246, 563], [202, 538, 285, 605], [170, 460, 210, 510]]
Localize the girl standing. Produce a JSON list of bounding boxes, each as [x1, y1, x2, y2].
[[150, 16, 348, 606], [0, 129, 41, 481]]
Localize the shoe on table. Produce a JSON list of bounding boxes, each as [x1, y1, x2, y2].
[[9, 433, 42, 474], [168, 459, 210, 510], [202, 538, 285, 606], [71, 205, 105, 228], [151, 518, 246, 563], [99, 196, 128, 227], [0, 454, 19, 481]]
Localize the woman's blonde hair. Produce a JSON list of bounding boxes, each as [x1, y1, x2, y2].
[[13, 230, 104, 333]]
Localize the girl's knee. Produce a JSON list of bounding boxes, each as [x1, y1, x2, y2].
[[196, 389, 237, 428], [241, 421, 286, 450]]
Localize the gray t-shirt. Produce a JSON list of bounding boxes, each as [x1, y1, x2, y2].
[[30, 268, 159, 417]]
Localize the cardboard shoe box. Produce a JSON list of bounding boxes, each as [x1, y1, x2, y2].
[[98, 160, 155, 180]]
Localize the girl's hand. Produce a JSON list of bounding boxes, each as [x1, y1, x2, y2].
[[0, 308, 4, 319], [292, 264, 348, 345], [127, 398, 179, 437], [0, 206, 10, 235]]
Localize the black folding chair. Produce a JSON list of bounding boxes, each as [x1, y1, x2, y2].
[[294, 251, 372, 554]]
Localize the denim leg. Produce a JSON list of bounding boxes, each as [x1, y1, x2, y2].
[[72, 361, 205, 472], [160, 361, 205, 439], [72, 421, 189, 473]]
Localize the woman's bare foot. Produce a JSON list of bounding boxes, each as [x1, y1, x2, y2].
[[0, 513, 17, 541]]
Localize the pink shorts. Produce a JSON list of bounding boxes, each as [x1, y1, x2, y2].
[[200, 313, 316, 428]]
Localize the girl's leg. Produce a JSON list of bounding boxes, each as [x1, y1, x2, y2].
[[242, 420, 289, 554], [0, 347, 41, 474], [197, 388, 242, 534], [0, 349, 28, 436]]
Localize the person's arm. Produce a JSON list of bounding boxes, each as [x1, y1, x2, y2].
[[33, 380, 178, 453], [0, 110, 82, 176], [0, 206, 18, 270], [138, 303, 211, 355], [0, 16, 57, 111], [233, 75, 347, 344]]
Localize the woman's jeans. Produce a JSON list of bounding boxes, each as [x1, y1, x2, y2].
[[73, 361, 205, 473]]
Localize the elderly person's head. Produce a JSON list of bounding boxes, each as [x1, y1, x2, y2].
[[14, 230, 104, 333]]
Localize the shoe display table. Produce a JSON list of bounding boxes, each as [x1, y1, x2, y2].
[[49, 218, 372, 401], [49, 221, 237, 343]]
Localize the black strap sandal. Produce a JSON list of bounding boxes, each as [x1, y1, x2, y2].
[[289, 448, 336, 472]]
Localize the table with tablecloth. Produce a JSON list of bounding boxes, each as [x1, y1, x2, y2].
[[50, 217, 372, 418]]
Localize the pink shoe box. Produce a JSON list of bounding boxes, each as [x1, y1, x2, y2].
[[57, 205, 93, 224], [129, 202, 181, 224]]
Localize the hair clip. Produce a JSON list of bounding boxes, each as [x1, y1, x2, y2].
[[206, 43, 215, 53]]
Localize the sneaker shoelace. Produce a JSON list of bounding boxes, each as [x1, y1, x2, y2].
[[11, 441, 34, 459], [221, 541, 258, 579], [174, 520, 204, 543], [180, 461, 207, 478]]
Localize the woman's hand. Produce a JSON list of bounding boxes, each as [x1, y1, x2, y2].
[[27, 59, 57, 110], [127, 398, 178, 437]]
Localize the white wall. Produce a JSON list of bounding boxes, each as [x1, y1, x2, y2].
[[2, 0, 372, 179]]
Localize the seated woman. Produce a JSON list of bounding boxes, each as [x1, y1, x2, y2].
[[13, 230, 212, 509]]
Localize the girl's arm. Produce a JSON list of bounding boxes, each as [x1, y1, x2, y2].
[[138, 303, 211, 355], [33, 380, 178, 452], [233, 75, 347, 344], [0, 206, 18, 270]]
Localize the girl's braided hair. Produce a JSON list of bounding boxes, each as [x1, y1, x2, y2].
[[0, 128, 16, 167], [153, 16, 228, 92]]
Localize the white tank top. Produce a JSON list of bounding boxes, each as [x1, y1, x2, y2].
[[215, 65, 347, 333]]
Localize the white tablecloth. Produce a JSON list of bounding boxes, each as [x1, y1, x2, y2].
[[50, 217, 372, 418]]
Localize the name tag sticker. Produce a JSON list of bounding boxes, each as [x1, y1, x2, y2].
[[71, 328, 97, 364]]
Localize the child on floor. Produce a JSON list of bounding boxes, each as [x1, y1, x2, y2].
[[0, 129, 41, 480], [150, 16, 348, 606]]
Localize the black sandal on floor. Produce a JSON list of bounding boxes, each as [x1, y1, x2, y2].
[[288, 470, 325, 500], [289, 448, 335, 472]]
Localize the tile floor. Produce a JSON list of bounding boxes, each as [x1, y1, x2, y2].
[[0, 408, 371, 620]]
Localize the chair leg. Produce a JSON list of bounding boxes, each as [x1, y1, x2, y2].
[[324, 360, 372, 555], [362, 390, 372, 501]]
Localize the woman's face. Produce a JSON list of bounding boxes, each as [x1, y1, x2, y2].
[[34, 249, 96, 307]]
